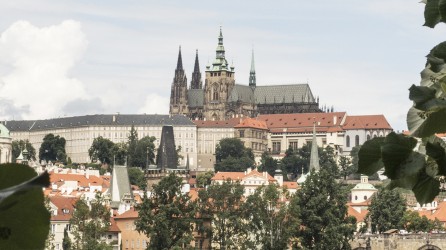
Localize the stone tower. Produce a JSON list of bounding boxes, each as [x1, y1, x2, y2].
[[156, 126, 177, 169], [203, 27, 235, 121], [190, 50, 202, 89], [169, 46, 189, 115]]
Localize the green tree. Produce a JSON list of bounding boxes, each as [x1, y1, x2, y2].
[[11, 139, 36, 162], [291, 161, 355, 249], [127, 125, 138, 167], [280, 146, 302, 179], [136, 173, 195, 249], [197, 180, 249, 249], [62, 227, 71, 250], [244, 184, 293, 250], [130, 136, 156, 168], [39, 134, 67, 163], [88, 136, 114, 165], [112, 142, 128, 165], [367, 189, 406, 233], [128, 167, 147, 190], [258, 152, 278, 177], [70, 195, 111, 249], [358, 2, 446, 204], [339, 155, 353, 180], [215, 138, 255, 172], [196, 171, 214, 188]]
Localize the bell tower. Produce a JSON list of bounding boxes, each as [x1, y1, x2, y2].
[[203, 27, 235, 120]]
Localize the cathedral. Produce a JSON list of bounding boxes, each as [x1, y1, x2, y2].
[[169, 28, 321, 121]]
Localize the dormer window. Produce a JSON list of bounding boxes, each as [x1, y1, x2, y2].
[[62, 208, 70, 214]]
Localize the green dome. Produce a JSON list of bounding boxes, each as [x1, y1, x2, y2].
[[0, 123, 10, 138]]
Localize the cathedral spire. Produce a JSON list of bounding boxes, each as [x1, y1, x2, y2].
[[249, 49, 256, 88], [176, 46, 183, 70], [309, 118, 320, 172], [216, 27, 225, 60], [191, 49, 202, 89]]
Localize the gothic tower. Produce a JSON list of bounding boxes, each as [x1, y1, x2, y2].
[[249, 49, 256, 88], [203, 27, 235, 121], [190, 50, 202, 89], [169, 46, 189, 115]]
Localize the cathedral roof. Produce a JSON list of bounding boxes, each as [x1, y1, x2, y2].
[[4, 114, 195, 132], [228, 85, 254, 103], [254, 84, 315, 104], [187, 89, 204, 107]]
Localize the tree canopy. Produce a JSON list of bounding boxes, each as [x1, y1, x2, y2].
[[215, 138, 254, 172], [88, 136, 114, 165], [367, 189, 406, 233], [39, 134, 67, 163], [290, 156, 355, 249], [136, 173, 195, 249], [11, 139, 36, 162]]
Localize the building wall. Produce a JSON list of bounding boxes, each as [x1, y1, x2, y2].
[[234, 127, 268, 164], [0, 137, 12, 164], [10, 124, 197, 167], [115, 218, 149, 250], [196, 127, 234, 171]]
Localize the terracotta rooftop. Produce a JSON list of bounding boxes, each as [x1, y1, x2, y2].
[[50, 172, 110, 188], [423, 201, 446, 222], [283, 181, 298, 190], [258, 112, 346, 129], [50, 196, 78, 221], [114, 207, 139, 219], [343, 115, 392, 130], [347, 206, 368, 223], [108, 218, 121, 232], [234, 117, 268, 130], [193, 117, 240, 128]]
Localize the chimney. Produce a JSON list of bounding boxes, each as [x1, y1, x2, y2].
[[333, 115, 337, 125], [113, 115, 116, 123]]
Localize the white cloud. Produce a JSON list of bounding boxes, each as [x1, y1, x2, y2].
[[0, 20, 88, 119], [138, 93, 169, 115]]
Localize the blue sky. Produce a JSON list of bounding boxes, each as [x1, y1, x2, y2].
[[0, 0, 445, 131]]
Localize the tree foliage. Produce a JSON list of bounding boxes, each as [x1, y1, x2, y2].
[[136, 173, 195, 249], [127, 167, 147, 190], [70, 195, 111, 249], [291, 162, 355, 249], [196, 171, 214, 188], [244, 184, 294, 250], [11, 139, 36, 162], [127, 125, 139, 166], [401, 210, 444, 233], [88, 136, 114, 165], [197, 180, 250, 249], [215, 138, 254, 172], [367, 189, 406, 233], [339, 155, 354, 180], [358, 2, 446, 204], [130, 136, 156, 168], [39, 134, 67, 163], [258, 152, 278, 177]]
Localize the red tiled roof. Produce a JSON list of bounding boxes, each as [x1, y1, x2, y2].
[[50, 196, 78, 221], [347, 206, 368, 222], [193, 117, 240, 128], [114, 207, 139, 219], [424, 201, 446, 222], [283, 181, 298, 189], [234, 117, 268, 130], [50, 173, 110, 188], [258, 112, 347, 130], [343, 115, 392, 130], [108, 218, 121, 232]]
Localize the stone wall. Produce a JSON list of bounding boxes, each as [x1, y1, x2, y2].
[[351, 233, 446, 250]]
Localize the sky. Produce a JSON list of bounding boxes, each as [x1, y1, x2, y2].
[[0, 1, 445, 131]]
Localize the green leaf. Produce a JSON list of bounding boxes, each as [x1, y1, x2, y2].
[[0, 164, 50, 249], [381, 132, 418, 178], [424, 0, 441, 28], [383, 152, 425, 181], [358, 137, 385, 176], [388, 174, 419, 190], [409, 84, 436, 105], [407, 107, 446, 137], [412, 171, 440, 204], [425, 138, 446, 175]]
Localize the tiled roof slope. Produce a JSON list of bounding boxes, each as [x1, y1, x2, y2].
[[193, 117, 240, 128], [257, 112, 347, 132], [228, 85, 254, 103], [3, 114, 195, 132], [254, 84, 315, 104], [115, 207, 139, 219], [234, 117, 268, 130], [343, 115, 392, 130], [50, 173, 110, 188], [50, 196, 78, 221], [110, 165, 133, 202]]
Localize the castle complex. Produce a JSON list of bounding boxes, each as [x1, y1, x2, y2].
[[169, 28, 321, 121]]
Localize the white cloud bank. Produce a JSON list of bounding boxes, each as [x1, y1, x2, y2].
[[0, 20, 88, 120], [138, 93, 169, 115]]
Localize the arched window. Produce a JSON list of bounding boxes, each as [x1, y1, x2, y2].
[[355, 135, 360, 147], [213, 84, 219, 101], [355, 195, 358, 200], [364, 195, 367, 200], [346, 136, 350, 147]]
